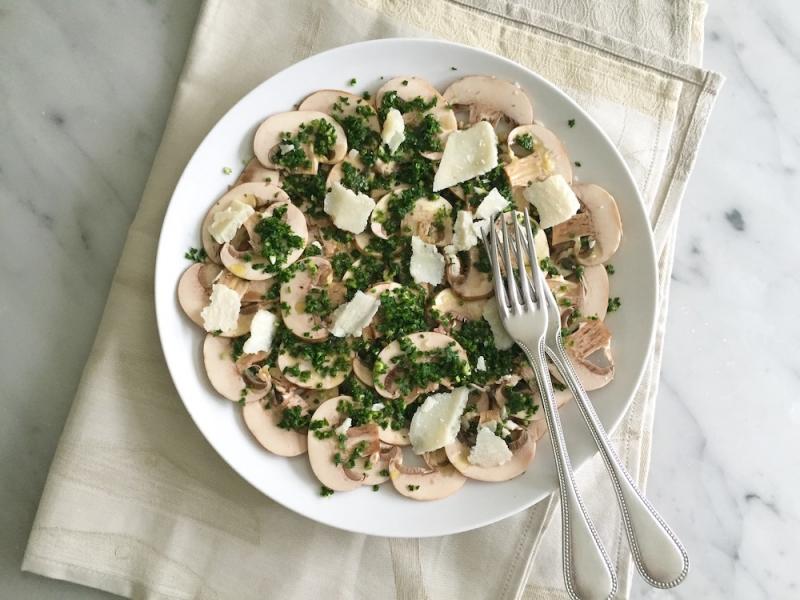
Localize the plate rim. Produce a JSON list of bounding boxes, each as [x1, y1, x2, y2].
[[154, 37, 658, 537]]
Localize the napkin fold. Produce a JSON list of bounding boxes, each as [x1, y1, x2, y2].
[[23, 1, 722, 599]]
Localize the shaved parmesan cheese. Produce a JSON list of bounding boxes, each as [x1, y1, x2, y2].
[[533, 227, 550, 259], [335, 418, 352, 436], [324, 182, 376, 234], [409, 387, 470, 454], [432, 121, 498, 191], [474, 188, 509, 222], [482, 297, 514, 350], [201, 284, 241, 333], [371, 403, 385, 411], [472, 218, 490, 237], [468, 426, 513, 467], [410, 236, 445, 285], [208, 198, 255, 244], [522, 174, 580, 229], [453, 210, 478, 251], [242, 309, 277, 354], [330, 290, 380, 338], [381, 108, 406, 153], [476, 356, 487, 371]]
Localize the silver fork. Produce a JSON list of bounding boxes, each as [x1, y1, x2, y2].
[[484, 210, 617, 600], [540, 258, 689, 589]]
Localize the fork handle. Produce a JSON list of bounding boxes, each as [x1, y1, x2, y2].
[[546, 346, 689, 588], [523, 341, 617, 600]]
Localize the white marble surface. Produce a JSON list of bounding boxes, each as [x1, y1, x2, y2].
[[0, 1, 797, 599]]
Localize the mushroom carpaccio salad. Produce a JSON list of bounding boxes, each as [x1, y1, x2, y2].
[[177, 75, 623, 500]]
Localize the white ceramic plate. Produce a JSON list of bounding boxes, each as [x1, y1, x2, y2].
[[155, 38, 657, 538]]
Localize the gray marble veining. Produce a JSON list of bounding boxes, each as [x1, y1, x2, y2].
[[1, 1, 798, 599]]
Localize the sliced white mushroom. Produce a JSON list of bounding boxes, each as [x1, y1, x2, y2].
[[280, 257, 336, 342], [447, 246, 494, 300], [277, 347, 351, 390], [445, 426, 535, 482], [178, 263, 208, 327], [235, 158, 281, 186], [352, 356, 375, 388], [403, 197, 453, 246], [203, 334, 268, 403], [242, 397, 307, 457], [253, 110, 347, 171], [387, 447, 466, 500], [580, 264, 610, 321], [202, 183, 289, 264], [564, 320, 615, 390], [373, 332, 469, 400], [432, 288, 487, 324], [443, 76, 533, 143], [375, 76, 457, 158], [307, 396, 362, 492], [298, 90, 380, 132], [552, 183, 622, 265]]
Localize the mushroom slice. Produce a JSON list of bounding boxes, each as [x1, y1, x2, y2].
[[235, 158, 281, 186], [375, 77, 457, 157], [580, 264, 609, 321], [564, 183, 622, 265], [547, 277, 585, 322], [242, 396, 307, 457], [178, 263, 209, 327], [280, 256, 335, 342], [299, 90, 379, 128], [447, 246, 494, 300], [387, 446, 466, 500], [432, 288, 487, 324], [277, 343, 352, 390], [253, 110, 347, 171], [445, 426, 536, 482], [564, 320, 615, 390], [339, 423, 385, 484], [379, 425, 410, 447], [352, 356, 375, 388], [202, 183, 290, 263], [505, 124, 573, 184], [203, 334, 268, 403], [307, 396, 362, 492], [241, 278, 276, 304], [373, 332, 469, 400], [443, 76, 534, 140], [325, 149, 385, 199], [402, 197, 453, 246], [376, 76, 441, 107], [369, 186, 407, 239]]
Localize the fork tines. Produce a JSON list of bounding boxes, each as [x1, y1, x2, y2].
[[482, 208, 545, 316]]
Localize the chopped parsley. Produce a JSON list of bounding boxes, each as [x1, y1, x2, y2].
[[277, 405, 310, 431], [539, 257, 560, 277], [607, 297, 622, 312], [282, 172, 327, 218], [515, 133, 534, 152], [376, 286, 428, 339], [348, 77, 357, 86], [406, 484, 420, 491], [503, 386, 539, 420], [304, 288, 333, 317], [184, 246, 207, 263], [574, 161, 582, 167], [377, 90, 437, 121], [274, 119, 338, 169], [222, 166, 232, 175], [452, 319, 521, 384], [253, 205, 303, 273], [568, 118, 576, 128], [320, 485, 334, 497], [378, 337, 470, 396], [372, 484, 380, 491], [341, 161, 372, 195], [605, 264, 615, 275], [231, 335, 249, 362]]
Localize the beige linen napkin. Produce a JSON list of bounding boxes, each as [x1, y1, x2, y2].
[[23, 1, 722, 599]]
